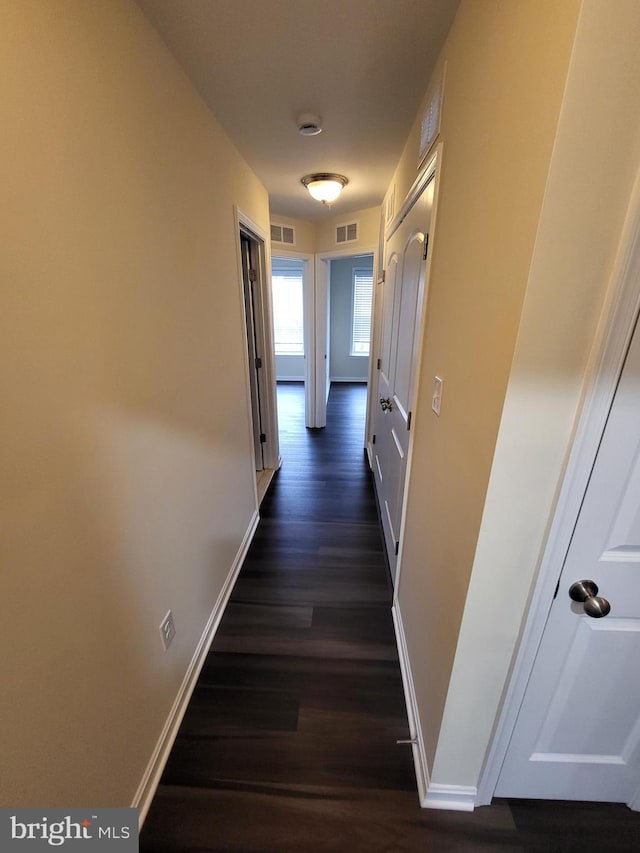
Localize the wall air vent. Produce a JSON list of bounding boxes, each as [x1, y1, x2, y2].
[[418, 68, 444, 168], [336, 222, 358, 244], [385, 187, 395, 224], [271, 224, 295, 245]]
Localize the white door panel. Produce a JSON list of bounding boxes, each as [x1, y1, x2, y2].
[[533, 620, 640, 759], [393, 232, 426, 415], [386, 424, 406, 545], [380, 254, 399, 391], [496, 318, 640, 803]]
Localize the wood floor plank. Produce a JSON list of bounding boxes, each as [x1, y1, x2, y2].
[[507, 799, 640, 852], [143, 784, 523, 853], [177, 684, 300, 736]]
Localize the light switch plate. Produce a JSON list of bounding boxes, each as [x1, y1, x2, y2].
[[432, 376, 443, 415]]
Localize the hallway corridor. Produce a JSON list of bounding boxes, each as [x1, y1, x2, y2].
[[140, 384, 640, 852]]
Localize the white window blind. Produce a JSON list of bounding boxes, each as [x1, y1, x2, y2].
[[272, 271, 304, 355], [351, 269, 373, 356]]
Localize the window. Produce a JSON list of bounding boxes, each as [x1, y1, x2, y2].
[[351, 268, 373, 356], [272, 269, 304, 355]]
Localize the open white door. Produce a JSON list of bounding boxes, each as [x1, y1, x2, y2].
[[271, 254, 315, 428], [314, 251, 375, 429], [496, 316, 640, 807]]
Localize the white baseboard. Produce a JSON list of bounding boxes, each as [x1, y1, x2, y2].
[[329, 377, 368, 383], [132, 509, 260, 826], [276, 375, 305, 382], [393, 604, 476, 812], [392, 604, 430, 804], [423, 783, 477, 812]]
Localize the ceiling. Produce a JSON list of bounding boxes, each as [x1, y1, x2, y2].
[[136, 0, 459, 220]]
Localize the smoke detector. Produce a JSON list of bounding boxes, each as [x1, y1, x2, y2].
[[297, 113, 322, 136]]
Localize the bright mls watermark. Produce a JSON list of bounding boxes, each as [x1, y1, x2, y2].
[[0, 809, 138, 850]]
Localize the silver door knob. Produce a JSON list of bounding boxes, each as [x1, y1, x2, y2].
[[569, 579, 611, 618], [379, 396, 393, 412]]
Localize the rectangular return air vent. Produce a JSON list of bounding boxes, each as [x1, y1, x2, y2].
[[270, 223, 295, 245], [418, 70, 444, 168], [336, 222, 358, 244]]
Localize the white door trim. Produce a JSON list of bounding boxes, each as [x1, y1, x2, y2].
[[234, 207, 280, 473], [386, 148, 441, 241], [478, 169, 640, 806], [315, 245, 377, 430], [271, 249, 315, 428], [386, 146, 442, 603]]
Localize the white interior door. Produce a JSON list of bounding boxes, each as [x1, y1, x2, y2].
[[373, 182, 433, 584], [496, 317, 640, 807]]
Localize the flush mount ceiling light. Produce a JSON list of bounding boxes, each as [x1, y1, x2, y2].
[[301, 173, 349, 206]]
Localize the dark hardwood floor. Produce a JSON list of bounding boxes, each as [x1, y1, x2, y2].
[[141, 382, 640, 852]]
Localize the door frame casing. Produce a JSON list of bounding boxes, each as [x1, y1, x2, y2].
[[271, 249, 315, 428], [240, 233, 266, 471], [378, 146, 442, 603], [478, 171, 640, 807], [234, 207, 280, 479]]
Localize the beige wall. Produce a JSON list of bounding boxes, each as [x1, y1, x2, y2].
[[1, 0, 268, 806], [391, 0, 581, 773], [431, 0, 640, 788]]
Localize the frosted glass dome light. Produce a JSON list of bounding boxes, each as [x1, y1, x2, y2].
[[301, 173, 348, 205]]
